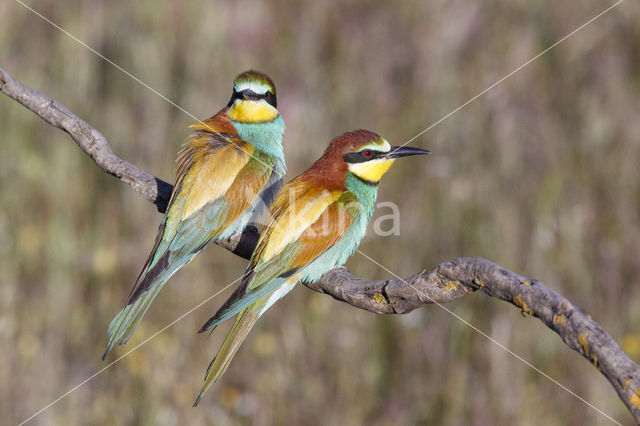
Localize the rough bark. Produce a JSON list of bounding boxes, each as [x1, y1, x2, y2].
[[2, 66, 639, 422]]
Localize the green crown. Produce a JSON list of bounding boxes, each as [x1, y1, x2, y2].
[[233, 70, 276, 95]]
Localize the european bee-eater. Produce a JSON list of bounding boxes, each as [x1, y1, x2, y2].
[[193, 129, 430, 405], [103, 70, 286, 359]]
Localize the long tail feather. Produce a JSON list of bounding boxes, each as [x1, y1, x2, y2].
[[193, 308, 260, 406], [198, 275, 289, 333], [102, 284, 164, 360], [193, 279, 298, 406], [102, 253, 194, 360]]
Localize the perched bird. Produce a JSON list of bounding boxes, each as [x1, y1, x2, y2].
[[193, 129, 430, 405], [103, 70, 286, 359]]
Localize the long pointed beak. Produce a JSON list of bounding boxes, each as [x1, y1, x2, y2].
[[386, 146, 431, 159]]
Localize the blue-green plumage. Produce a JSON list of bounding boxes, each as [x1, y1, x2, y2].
[[231, 115, 286, 163], [300, 173, 377, 283]]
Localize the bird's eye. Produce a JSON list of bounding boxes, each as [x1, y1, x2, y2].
[[265, 92, 271, 99], [362, 149, 373, 158]]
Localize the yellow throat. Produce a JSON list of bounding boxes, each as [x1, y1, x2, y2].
[[228, 100, 279, 123], [348, 158, 395, 183]]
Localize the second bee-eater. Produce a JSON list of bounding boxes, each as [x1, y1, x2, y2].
[[103, 70, 286, 359], [193, 129, 430, 405]]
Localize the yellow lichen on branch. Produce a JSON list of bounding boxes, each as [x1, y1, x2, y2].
[[513, 295, 533, 317], [472, 276, 485, 288], [553, 314, 566, 326], [578, 331, 601, 370], [579, 333, 590, 357], [443, 280, 459, 291], [373, 293, 387, 305]]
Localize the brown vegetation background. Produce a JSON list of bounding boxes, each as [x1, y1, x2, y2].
[[1, 1, 640, 424]]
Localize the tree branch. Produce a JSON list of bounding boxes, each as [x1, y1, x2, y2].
[[2, 66, 639, 422]]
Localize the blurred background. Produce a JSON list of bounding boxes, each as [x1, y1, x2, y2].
[[1, 0, 640, 424]]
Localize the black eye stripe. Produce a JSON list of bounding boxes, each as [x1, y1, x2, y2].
[[343, 150, 384, 163], [227, 89, 277, 108], [264, 91, 277, 107]]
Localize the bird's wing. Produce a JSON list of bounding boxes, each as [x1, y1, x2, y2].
[[127, 124, 265, 303], [104, 115, 274, 357], [165, 140, 274, 257], [247, 156, 285, 224], [199, 182, 358, 332]]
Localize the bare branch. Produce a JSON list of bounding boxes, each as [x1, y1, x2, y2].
[[0, 67, 173, 212], [307, 259, 640, 421], [2, 66, 639, 422]]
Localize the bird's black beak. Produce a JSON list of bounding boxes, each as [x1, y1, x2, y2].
[[386, 146, 431, 159]]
